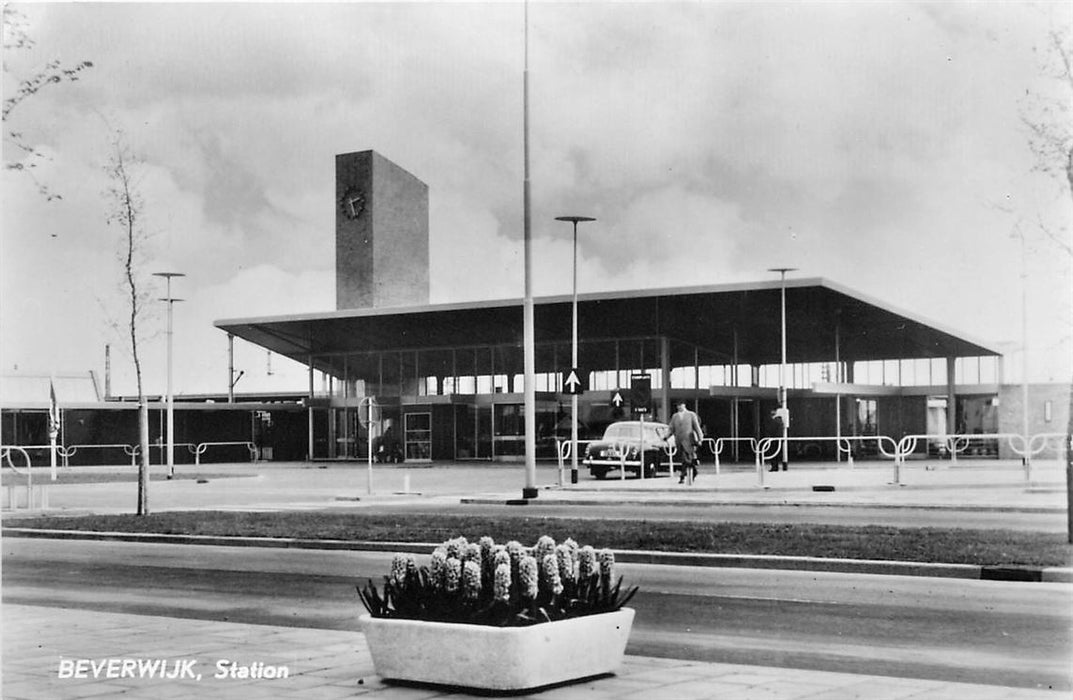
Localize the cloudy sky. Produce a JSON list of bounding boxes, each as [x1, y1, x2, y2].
[[2, 1, 1070, 398]]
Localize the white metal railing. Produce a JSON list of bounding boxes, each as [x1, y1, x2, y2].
[[706, 437, 758, 475], [1, 446, 46, 510], [895, 432, 1066, 485], [58, 443, 146, 469], [555, 439, 593, 485], [2, 445, 33, 477], [4, 441, 259, 472], [553, 428, 1066, 487], [754, 436, 899, 487], [187, 441, 258, 467]]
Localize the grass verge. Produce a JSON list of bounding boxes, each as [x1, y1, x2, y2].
[[5, 511, 1070, 567]]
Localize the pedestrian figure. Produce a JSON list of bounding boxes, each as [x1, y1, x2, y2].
[[768, 408, 789, 471], [665, 401, 704, 484]]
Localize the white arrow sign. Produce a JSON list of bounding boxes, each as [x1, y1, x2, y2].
[[612, 391, 623, 407], [565, 370, 582, 393]]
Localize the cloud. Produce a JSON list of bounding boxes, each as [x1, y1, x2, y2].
[[3, 1, 1070, 390]]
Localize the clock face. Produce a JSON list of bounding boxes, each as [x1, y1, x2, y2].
[[339, 186, 366, 220]]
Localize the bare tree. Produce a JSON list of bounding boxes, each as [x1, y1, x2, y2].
[[1020, 19, 1073, 541], [104, 132, 152, 515], [1022, 25, 1073, 220], [2, 6, 93, 201]]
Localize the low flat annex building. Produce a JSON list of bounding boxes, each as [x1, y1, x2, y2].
[[214, 150, 1027, 464]]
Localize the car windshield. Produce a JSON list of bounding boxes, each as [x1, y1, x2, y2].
[[603, 423, 665, 442]]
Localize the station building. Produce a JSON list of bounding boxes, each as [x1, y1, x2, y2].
[[214, 150, 1058, 464], [4, 150, 1061, 468]]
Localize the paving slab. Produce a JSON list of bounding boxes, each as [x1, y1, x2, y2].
[[2, 604, 1066, 700]]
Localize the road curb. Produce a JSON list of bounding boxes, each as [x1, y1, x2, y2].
[[461, 496, 1064, 514], [4, 527, 1069, 583]]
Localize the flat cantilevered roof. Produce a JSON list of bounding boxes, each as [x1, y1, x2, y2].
[[214, 277, 1001, 376]]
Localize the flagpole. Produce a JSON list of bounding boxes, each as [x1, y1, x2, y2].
[[521, 0, 537, 499]]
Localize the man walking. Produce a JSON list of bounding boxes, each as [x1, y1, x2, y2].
[[665, 400, 704, 484]]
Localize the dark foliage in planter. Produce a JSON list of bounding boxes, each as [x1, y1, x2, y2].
[[358, 535, 637, 627]]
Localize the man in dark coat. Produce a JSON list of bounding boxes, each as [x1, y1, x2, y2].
[[666, 401, 704, 484]]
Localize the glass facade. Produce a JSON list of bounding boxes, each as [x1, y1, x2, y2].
[[308, 335, 1001, 462]]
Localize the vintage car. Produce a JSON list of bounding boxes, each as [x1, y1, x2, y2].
[[582, 420, 672, 479]]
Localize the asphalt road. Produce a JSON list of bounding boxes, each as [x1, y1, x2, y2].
[[3, 538, 1069, 691]]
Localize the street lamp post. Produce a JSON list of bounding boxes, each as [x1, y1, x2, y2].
[[768, 267, 796, 471], [556, 215, 596, 484], [1018, 229, 1031, 483], [153, 272, 185, 480]]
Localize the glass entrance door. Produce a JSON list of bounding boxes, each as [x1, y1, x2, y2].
[[454, 405, 492, 460], [404, 412, 432, 462]]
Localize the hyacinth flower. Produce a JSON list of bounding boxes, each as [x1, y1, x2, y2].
[[479, 537, 496, 588], [535, 535, 556, 563], [430, 547, 448, 591], [405, 554, 419, 583], [598, 548, 615, 600], [445, 536, 468, 559], [519, 556, 539, 600], [505, 540, 525, 568], [599, 549, 615, 582], [493, 562, 511, 603], [462, 560, 482, 601], [556, 544, 576, 586], [390, 553, 408, 589], [542, 553, 564, 598], [357, 534, 637, 627], [578, 545, 597, 581], [445, 557, 462, 594]]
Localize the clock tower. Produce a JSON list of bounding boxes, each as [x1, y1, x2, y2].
[[335, 150, 429, 310]]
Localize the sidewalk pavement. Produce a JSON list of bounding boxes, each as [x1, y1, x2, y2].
[[2, 458, 1068, 515], [3, 604, 1066, 700], [521, 459, 1068, 511]]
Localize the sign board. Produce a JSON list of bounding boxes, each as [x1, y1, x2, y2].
[[358, 396, 381, 428], [630, 374, 651, 414], [562, 368, 587, 395]]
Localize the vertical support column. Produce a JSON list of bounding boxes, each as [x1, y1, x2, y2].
[[228, 334, 235, 403], [614, 340, 620, 389], [343, 355, 351, 458], [660, 336, 671, 422], [307, 355, 315, 462], [834, 321, 842, 462], [946, 356, 957, 458], [693, 345, 700, 412], [732, 329, 740, 461]]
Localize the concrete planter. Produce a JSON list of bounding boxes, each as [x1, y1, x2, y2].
[[359, 607, 634, 691]]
